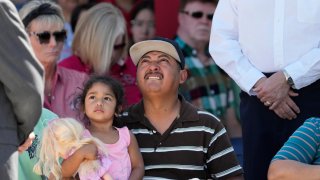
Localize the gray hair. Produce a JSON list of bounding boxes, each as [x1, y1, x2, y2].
[[19, 0, 64, 30]]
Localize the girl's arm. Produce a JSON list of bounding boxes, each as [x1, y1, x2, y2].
[[128, 131, 144, 180], [61, 143, 98, 178]]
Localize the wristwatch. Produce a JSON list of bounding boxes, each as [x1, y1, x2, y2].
[[282, 69, 294, 87]]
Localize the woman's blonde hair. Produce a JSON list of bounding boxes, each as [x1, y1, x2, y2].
[[72, 3, 128, 75], [19, 0, 64, 31], [33, 118, 108, 179]]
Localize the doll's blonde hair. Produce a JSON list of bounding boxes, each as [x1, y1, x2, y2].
[[33, 118, 108, 179]]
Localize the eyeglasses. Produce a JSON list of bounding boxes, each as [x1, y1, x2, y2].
[[131, 20, 155, 29], [29, 30, 67, 44], [181, 11, 213, 21], [114, 42, 126, 50]]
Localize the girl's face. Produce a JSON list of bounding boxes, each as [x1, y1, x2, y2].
[[84, 82, 117, 124]]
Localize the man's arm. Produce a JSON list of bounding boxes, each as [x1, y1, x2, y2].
[[268, 118, 320, 179], [205, 115, 243, 179], [268, 160, 320, 180], [209, 0, 265, 94], [0, 0, 44, 144]]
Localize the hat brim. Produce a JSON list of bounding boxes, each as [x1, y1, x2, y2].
[[129, 40, 181, 66]]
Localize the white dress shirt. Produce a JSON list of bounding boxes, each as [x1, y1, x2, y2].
[[209, 0, 320, 94]]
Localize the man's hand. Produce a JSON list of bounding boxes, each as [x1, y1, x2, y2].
[[272, 95, 300, 120], [253, 71, 300, 119], [253, 71, 291, 107], [18, 132, 35, 153]]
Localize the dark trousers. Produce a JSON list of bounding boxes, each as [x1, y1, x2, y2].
[[240, 79, 320, 180]]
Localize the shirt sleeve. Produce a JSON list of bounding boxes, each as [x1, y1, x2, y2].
[[206, 117, 243, 179], [284, 48, 320, 89], [272, 117, 320, 163], [209, 0, 265, 94]]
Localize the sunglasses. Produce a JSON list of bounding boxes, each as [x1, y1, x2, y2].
[[114, 42, 126, 50], [29, 30, 67, 44], [181, 11, 213, 21]]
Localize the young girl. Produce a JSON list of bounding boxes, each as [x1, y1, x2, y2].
[[62, 75, 144, 179]]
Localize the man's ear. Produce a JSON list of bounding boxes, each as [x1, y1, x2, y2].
[[179, 69, 188, 84]]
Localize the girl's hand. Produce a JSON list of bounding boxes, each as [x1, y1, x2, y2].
[[61, 143, 98, 178], [80, 143, 98, 160]]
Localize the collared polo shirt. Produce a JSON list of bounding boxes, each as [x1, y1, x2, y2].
[[44, 67, 88, 119], [120, 95, 243, 179]]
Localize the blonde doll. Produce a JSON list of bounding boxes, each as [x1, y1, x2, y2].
[[33, 118, 112, 180]]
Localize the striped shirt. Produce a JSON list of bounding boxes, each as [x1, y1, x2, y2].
[[273, 117, 320, 164], [119, 96, 243, 179]]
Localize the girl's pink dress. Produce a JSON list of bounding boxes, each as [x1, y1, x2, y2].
[[86, 127, 132, 180]]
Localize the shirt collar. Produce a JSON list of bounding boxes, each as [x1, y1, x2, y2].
[[175, 36, 211, 58], [123, 94, 199, 124]]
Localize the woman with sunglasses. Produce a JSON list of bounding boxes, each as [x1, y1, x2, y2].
[[59, 3, 141, 107], [19, 0, 88, 119]]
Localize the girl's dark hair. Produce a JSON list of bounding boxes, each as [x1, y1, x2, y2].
[[74, 75, 124, 125]]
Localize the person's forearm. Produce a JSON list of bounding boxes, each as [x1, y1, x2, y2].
[[268, 160, 320, 180], [129, 167, 144, 180], [61, 151, 84, 178]]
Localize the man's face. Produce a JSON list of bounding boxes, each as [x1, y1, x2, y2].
[[136, 51, 186, 96], [179, 1, 216, 42]]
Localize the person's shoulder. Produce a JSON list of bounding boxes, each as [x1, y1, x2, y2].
[[117, 126, 129, 132], [194, 109, 224, 131], [197, 110, 221, 123], [182, 99, 222, 125], [122, 102, 142, 117], [116, 102, 143, 127], [58, 55, 81, 68], [58, 66, 88, 80], [34, 108, 58, 131], [304, 117, 320, 129], [41, 108, 58, 119], [305, 117, 320, 123]]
